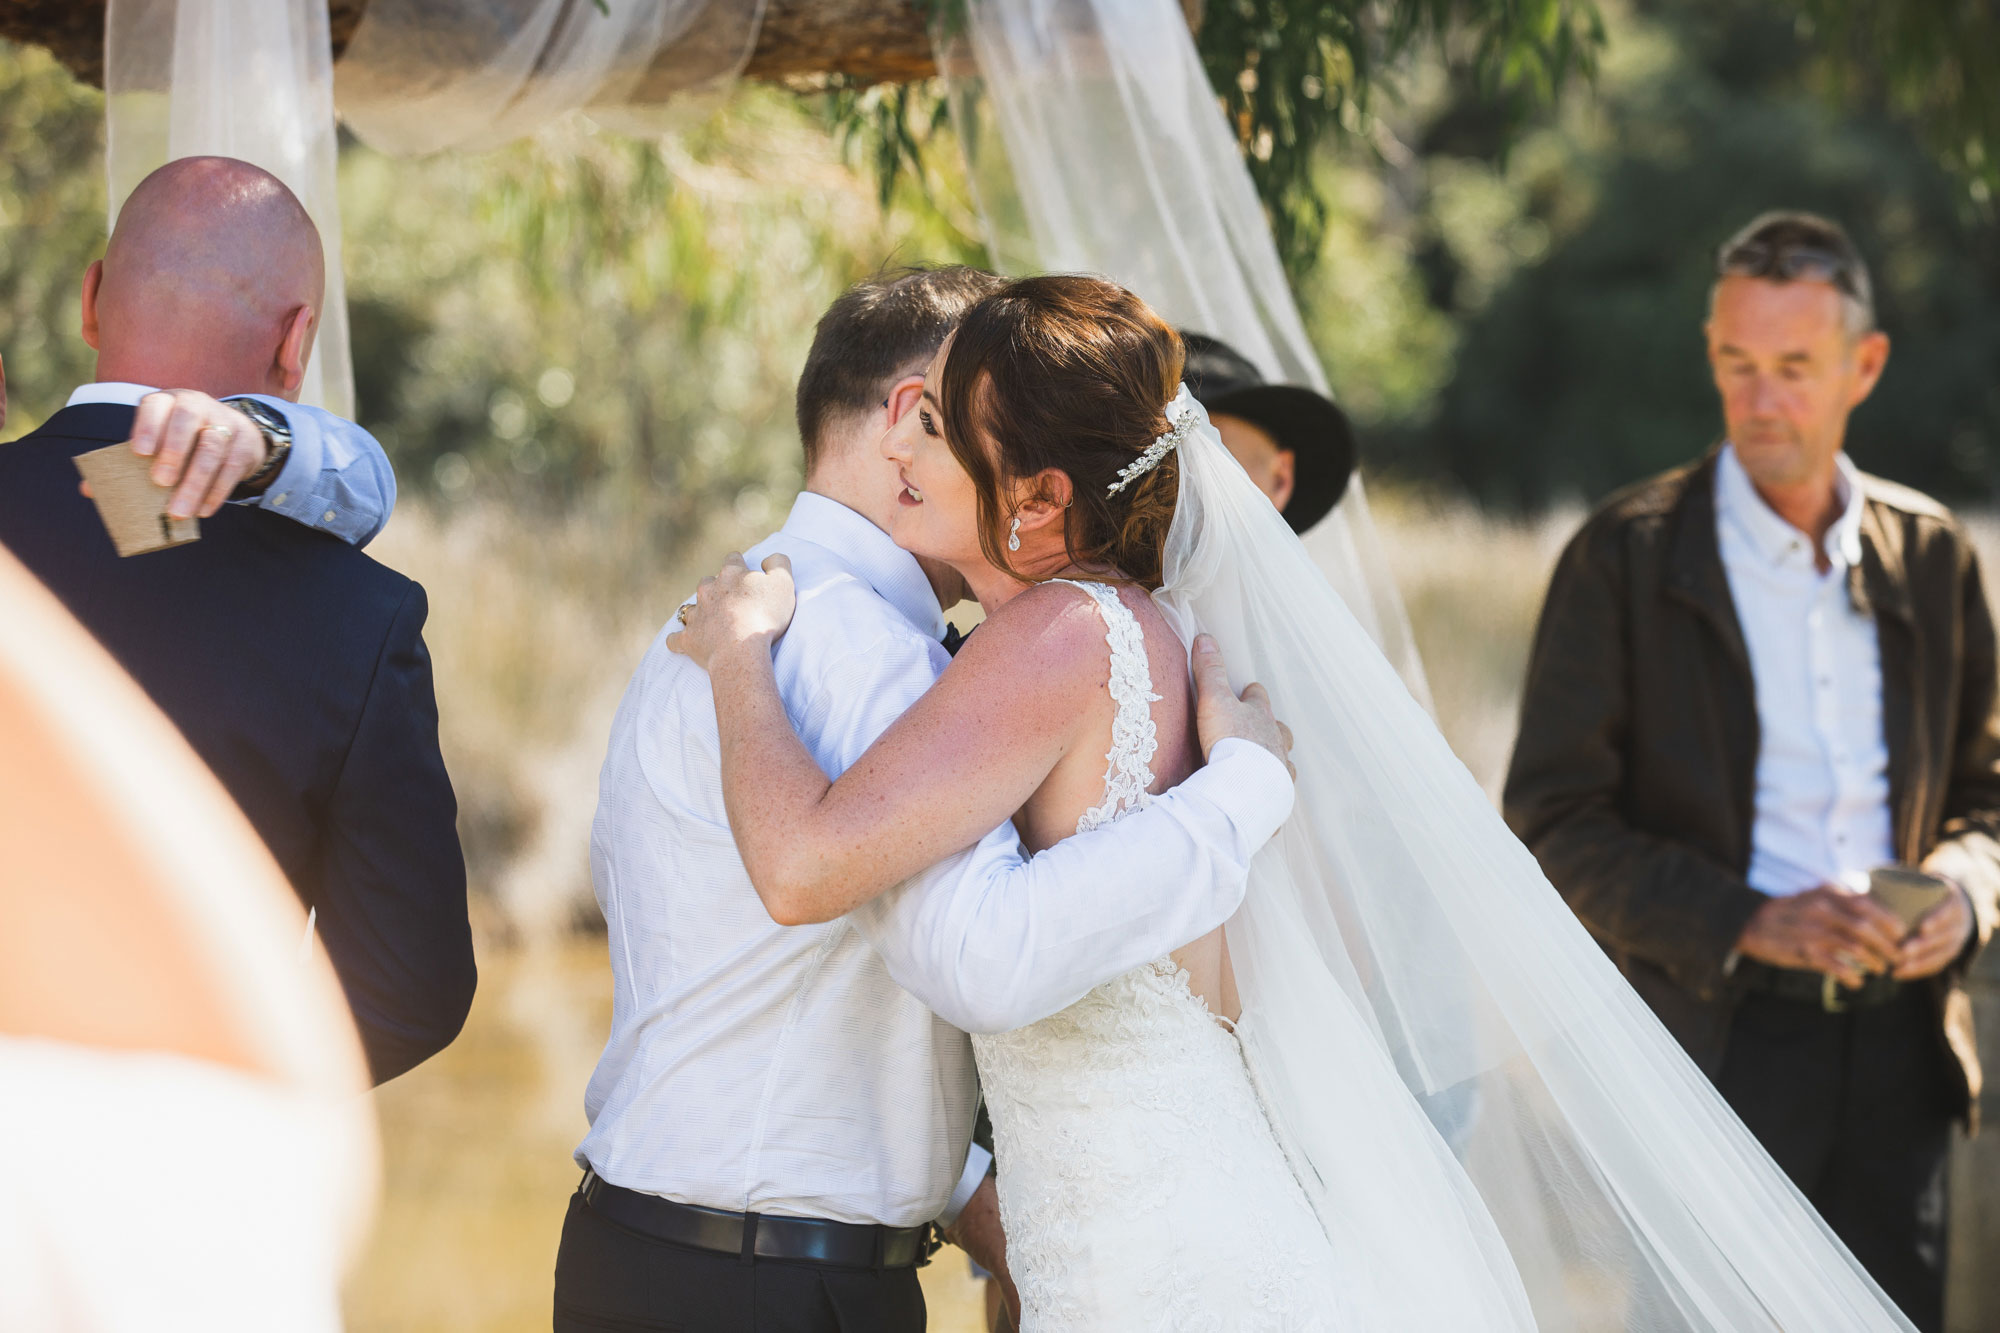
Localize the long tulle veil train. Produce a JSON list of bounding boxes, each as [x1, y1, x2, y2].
[[1154, 390, 1914, 1331]]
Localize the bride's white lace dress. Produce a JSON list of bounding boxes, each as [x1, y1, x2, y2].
[[973, 580, 1350, 1331]]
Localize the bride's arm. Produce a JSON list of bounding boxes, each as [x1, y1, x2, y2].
[[677, 567, 1115, 925]]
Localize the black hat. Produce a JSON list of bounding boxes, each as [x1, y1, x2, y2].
[[1179, 332, 1356, 534]]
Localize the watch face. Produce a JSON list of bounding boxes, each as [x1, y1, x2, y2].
[[235, 399, 291, 442]]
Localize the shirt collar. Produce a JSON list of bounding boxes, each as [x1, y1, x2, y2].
[[64, 382, 160, 408], [780, 491, 946, 640], [1716, 442, 1867, 573]]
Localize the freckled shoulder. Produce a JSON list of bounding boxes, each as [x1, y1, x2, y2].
[[939, 580, 1120, 702]]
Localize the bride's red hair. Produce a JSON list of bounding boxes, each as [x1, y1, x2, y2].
[[937, 274, 1184, 590]]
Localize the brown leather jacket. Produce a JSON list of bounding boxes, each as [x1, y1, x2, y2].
[[1504, 449, 2000, 1125]]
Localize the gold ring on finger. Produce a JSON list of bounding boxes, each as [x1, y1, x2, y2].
[[676, 603, 694, 625], [199, 423, 233, 444]]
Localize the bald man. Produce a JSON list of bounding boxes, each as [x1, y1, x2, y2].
[[0, 156, 474, 1084]]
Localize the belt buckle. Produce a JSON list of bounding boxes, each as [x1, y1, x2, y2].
[[915, 1221, 946, 1268], [1821, 973, 1849, 1014]]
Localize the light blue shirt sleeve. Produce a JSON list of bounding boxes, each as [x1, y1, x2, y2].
[[222, 395, 398, 548]]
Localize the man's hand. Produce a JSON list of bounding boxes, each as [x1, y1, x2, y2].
[[76, 390, 272, 520], [1190, 633, 1294, 778], [1893, 883, 1976, 980], [1734, 884, 1907, 988], [944, 1173, 1021, 1331], [666, 552, 797, 671]]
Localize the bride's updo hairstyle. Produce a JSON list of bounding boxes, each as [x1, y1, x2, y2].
[[937, 274, 1185, 590]]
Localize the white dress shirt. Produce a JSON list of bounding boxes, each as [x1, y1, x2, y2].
[[579, 492, 1294, 1227], [1716, 444, 1894, 896], [64, 382, 397, 546]]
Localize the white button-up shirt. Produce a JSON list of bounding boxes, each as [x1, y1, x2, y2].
[[63, 382, 398, 546], [1716, 444, 1894, 897], [579, 492, 1293, 1227]]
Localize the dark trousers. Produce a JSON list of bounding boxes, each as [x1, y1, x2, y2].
[[552, 1190, 928, 1333], [1716, 986, 1957, 1332]]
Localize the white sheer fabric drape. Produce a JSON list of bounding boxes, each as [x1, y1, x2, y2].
[[1153, 400, 1913, 1329], [103, 0, 767, 418], [334, 0, 765, 155], [938, 0, 1432, 707], [105, 0, 353, 416]]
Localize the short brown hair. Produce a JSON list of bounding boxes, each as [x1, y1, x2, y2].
[[937, 274, 1185, 589], [795, 265, 1004, 474]]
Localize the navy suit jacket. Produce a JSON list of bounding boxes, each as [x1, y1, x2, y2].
[[0, 403, 475, 1083]]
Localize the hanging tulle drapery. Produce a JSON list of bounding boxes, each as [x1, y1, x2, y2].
[[101, 0, 767, 415], [937, 0, 1433, 708], [105, 0, 356, 416]]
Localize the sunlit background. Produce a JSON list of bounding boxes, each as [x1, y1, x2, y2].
[[2, 0, 1997, 1325]]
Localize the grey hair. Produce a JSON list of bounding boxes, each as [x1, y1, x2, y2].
[[1710, 209, 1876, 341]]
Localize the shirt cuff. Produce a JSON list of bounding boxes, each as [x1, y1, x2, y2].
[[1191, 737, 1296, 847], [938, 1142, 994, 1228]]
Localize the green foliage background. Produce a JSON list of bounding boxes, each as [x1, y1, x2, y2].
[[0, 44, 985, 563], [1341, 0, 2000, 506], [1, 0, 1996, 519]]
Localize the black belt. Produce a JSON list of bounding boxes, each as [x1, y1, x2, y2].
[[1739, 960, 1902, 1013], [577, 1170, 941, 1270]]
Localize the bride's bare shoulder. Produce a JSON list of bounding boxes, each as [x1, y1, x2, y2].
[[942, 580, 1120, 696]]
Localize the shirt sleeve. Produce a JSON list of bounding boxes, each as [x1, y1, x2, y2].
[[789, 615, 951, 777], [224, 396, 398, 548], [938, 1141, 994, 1228], [849, 738, 1294, 1034]]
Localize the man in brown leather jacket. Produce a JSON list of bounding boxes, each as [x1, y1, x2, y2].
[[1505, 211, 2000, 1332]]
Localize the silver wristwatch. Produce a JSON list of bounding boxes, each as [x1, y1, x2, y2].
[[226, 397, 294, 497]]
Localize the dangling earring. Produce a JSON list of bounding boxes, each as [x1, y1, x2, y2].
[[1007, 515, 1022, 552]]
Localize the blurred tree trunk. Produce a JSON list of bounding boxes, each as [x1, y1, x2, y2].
[[0, 0, 1202, 89], [741, 0, 935, 83], [0, 0, 944, 89]]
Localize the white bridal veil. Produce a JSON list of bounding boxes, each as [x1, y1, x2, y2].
[[942, 11, 1912, 1316], [936, 0, 1433, 707], [1157, 396, 1914, 1330]]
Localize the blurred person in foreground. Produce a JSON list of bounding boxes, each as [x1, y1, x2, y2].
[[0, 541, 375, 1332], [0, 156, 474, 1085], [557, 266, 1298, 1333], [1505, 209, 2000, 1329], [1179, 332, 1355, 534]]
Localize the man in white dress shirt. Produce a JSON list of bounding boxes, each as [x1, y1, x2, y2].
[[1507, 212, 2000, 1330], [556, 268, 1299, 1333]]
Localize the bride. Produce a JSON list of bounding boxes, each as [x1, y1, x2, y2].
[[670, 274, 1915, 1331]]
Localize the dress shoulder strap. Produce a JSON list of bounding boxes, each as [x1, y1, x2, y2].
[[1047, 579, 1163, 835]]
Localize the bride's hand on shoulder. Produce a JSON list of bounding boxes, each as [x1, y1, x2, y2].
[[666, 552, 796, 671]]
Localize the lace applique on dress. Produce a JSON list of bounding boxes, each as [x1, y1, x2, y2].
[[971, 578, 1352, 1331], [1048, 579, 1162, 835]]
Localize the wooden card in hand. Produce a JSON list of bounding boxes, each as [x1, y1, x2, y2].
[[1866, 866, 1955, 935], [73, 443, 199, 557]]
